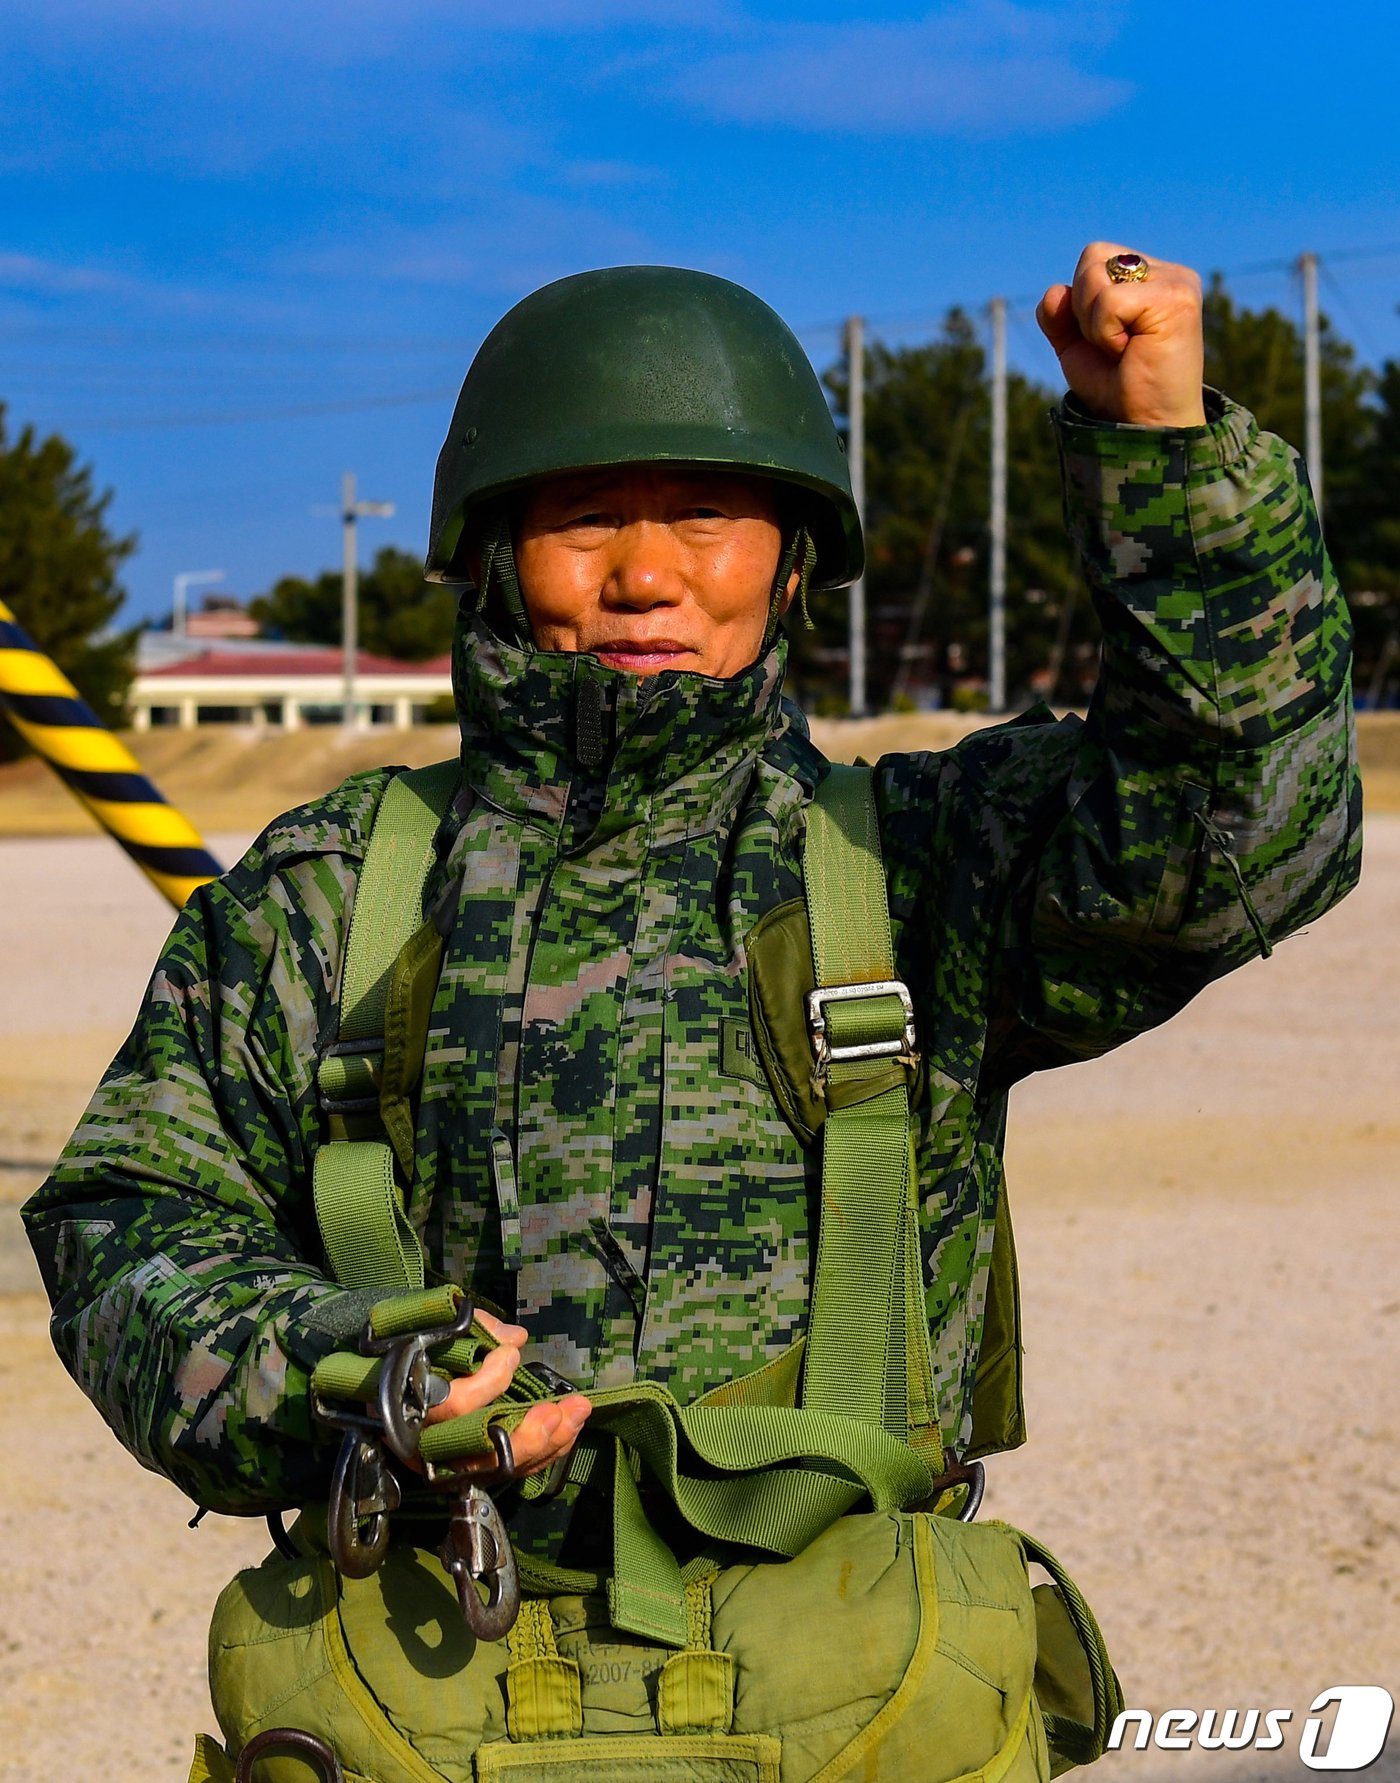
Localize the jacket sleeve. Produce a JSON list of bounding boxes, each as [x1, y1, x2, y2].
[[20, 773, 395, 1514], [971, 392, 1360, 1079]]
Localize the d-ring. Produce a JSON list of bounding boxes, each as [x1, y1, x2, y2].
[[926, 1454, 986, 1522], [235, 1727, 344, 1783]]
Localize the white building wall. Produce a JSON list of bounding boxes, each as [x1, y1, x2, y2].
[[131, 670, 452, 730]]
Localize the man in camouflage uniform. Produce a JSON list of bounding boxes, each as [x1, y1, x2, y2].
[[23, 243, 1359, 1535]]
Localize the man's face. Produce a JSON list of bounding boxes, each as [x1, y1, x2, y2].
[[513, 465, 795, 679]]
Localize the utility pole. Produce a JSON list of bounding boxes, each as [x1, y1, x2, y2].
[[173, 568, 224, 638], [340, 472, 395, 733], [988, 296, 1007, 713], [1300, 251, 1323, 521], [845, 315, 867, 717]]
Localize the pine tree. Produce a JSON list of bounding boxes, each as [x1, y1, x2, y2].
[[0, 408, 137, 759]]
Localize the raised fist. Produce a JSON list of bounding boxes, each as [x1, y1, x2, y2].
[[1037, 242, 1207, 428]]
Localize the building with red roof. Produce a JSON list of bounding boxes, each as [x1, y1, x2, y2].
[[132, 638, 452, 732]]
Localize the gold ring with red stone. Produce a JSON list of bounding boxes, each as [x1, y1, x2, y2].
[[1105, 252, 1150, 284]]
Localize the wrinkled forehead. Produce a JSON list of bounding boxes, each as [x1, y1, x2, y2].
[[518, 463, 785, 520]]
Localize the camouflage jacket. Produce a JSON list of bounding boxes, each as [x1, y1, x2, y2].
[[24, 396, 1361, 1519]]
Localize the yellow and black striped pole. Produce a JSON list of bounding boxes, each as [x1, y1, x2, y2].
[[0, 596, 222, 909]]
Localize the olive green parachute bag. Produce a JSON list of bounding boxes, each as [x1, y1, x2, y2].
[[190, 763, 1123, 1783]]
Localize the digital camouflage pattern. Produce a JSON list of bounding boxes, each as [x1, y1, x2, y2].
[[23, 395, 1361, 1533]]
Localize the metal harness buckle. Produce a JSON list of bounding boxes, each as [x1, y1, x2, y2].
[[314, 1037, 385, 1117], [806, 979, 918, 1079], [327, 1430, 402, 1577]]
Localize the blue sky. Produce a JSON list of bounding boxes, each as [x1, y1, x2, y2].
[[4, 0, 1398, 626]]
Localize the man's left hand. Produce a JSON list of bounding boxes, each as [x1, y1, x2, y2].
[[1037, 242, 1207, 428]]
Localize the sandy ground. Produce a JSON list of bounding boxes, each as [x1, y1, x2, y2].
[[0, 810, 1395, 1781]]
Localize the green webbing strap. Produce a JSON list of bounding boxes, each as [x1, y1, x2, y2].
[[366, 1282, 462, 1339], [310, 1284, 492, 1403], [312, 1313, 932, 1647], [417, 1373, 931, 1645], [608, 1431, 687, 1643], [800, 766, 927, 1441], [338, 760, 460, 1042], [312, 759, 459, 1294], [502, 1587, 733, 1744], [313, 1141, 421, 1298], [504, 1598, 583, 1741]]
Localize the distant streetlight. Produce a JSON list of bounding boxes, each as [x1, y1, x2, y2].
[[173, 569, 225, 637], [339, 473, 395, 733]]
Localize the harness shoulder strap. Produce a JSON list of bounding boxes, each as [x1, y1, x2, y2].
[[313, 759, 459, 1293], [799, 765, 939, 1459]]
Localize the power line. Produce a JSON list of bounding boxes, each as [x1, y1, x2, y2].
[[1003, 300, 1060, 376], [7, 235, 1397, 362], [1317, 240, 1400, 266], [15, 239, 1397, 437], [808, 236, 1399, 343], [70, 387, 458, 433], [0, 321, 482, 355], [1320, 260, 1390, 365]]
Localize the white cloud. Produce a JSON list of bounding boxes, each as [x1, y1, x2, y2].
[[0, 250, 340, 338], [1, 1, 1128, 154], [1, 0, 727, 55], [0, 252, 152, 299], [658, 2, 1133, 137], [280, 194, 654, 301]]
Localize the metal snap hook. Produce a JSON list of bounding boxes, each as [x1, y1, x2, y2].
[[439, 1474, 520, 1641], [327, 1430, 401, 1579], [364, 1293, 476, 1467], [377, 1336, 451, 1466]]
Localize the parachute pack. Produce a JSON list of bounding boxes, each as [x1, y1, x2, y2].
[[190, 762, 1123, 1783]]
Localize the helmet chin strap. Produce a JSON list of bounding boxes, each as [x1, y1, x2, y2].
[[474, 506, 533, 649], [476, 506, 817, 664], [764, 526, 817, 652]]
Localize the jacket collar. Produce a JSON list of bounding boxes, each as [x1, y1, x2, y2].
[[452, 616, 797, 849]]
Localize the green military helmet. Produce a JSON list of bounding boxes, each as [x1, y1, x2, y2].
[[426, 265, 864, 591]]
